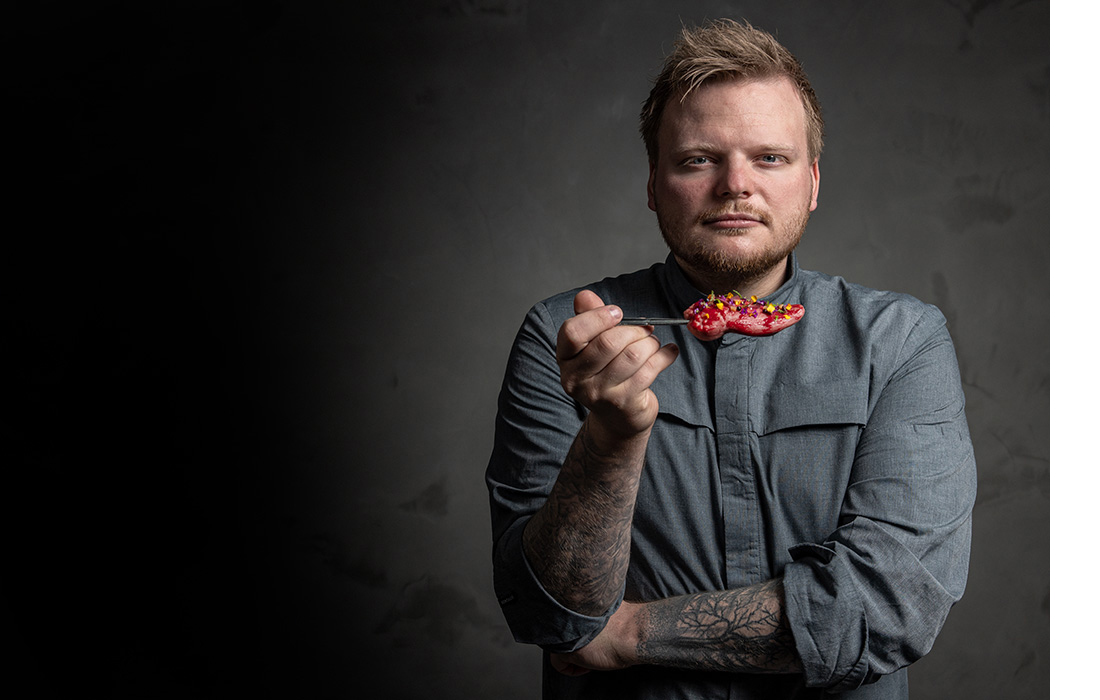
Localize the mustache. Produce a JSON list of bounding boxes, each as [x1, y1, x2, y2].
[[696, 203, 772, 226]]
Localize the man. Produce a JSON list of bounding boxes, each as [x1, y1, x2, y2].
[[486, 19, 975, 699]]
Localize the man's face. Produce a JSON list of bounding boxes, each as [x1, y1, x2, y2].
[[647, 77, 820, 293]]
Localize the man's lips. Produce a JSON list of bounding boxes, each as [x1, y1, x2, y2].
[[701, 212, 766, 228]]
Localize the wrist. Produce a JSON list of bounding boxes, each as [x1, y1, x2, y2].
[[609, 600, 644, 668], [583, 413, 654, 459]]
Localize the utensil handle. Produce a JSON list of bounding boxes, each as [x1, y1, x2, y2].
[[619, 317, 689, 326]]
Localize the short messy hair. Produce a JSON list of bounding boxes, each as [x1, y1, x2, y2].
[[639, 19, 824, 163]]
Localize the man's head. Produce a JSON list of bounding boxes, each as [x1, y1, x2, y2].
[[641, 20, 823, 296], [639, 19, 824, 165]]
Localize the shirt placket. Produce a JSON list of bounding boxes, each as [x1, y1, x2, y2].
[[713, 333, 760, 589]]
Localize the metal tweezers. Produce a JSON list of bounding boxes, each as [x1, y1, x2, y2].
[[619, 317, 690, 326]]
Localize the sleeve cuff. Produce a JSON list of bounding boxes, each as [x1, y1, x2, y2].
[[784, 542, 874, 691], [493, 518, 621, 653]]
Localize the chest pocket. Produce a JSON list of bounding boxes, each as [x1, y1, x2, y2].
[[753, 380, 868, 544], [759, 380, 868, 434]]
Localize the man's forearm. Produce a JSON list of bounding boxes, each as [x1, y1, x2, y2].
[[633, 579, 802, 674], [522, 416, 647, 616]]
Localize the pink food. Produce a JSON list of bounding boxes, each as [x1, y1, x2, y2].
[[683, 292, 805, 341]]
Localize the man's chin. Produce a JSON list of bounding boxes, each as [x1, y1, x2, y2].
[[679, 244, 790, 276], [707, 257, 784, 281], [661, 220, 804, 281]]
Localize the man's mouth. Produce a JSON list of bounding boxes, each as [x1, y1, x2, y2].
[[699, 209, 769, 227]]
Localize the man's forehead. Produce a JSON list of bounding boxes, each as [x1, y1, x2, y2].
[[660, 76, 807, 137], [682, 71, 790, 92], [671, 74, 802, 111]]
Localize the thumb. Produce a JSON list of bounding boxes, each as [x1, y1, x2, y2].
[[573, 289, 607, 316]]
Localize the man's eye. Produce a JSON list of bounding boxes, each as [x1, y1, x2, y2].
[[759, 154, 783, 164], [685, 156, 712, 166]]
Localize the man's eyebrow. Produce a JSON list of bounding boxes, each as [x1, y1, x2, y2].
[[669, 141, 722, 154], [668, 142, 802, 157], [668, 140, 800, 151], [755, 143, 799, 154]]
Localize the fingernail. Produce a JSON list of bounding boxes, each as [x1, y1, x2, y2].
[[608, 306, 622, 320]]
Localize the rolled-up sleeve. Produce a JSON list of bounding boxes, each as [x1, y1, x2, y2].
[[486, 301, 619, 652], [783, 306, 977, 690]]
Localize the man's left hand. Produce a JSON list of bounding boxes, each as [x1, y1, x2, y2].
[[549, 600, 642, 676]]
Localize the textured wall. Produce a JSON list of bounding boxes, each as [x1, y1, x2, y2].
[[9, 1, 1047, 698]]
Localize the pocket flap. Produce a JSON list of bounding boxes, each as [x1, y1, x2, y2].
[[760, 380, 867, 434]]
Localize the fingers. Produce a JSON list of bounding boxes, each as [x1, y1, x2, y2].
[[560, 330, 679, 429], [549, 653, 591, 677], [558, 318, 669, 397], [557, 293, 624, 363], [557, 291, 680, 435], [560, 323, 653, 376], [598, 333, 678, 393]]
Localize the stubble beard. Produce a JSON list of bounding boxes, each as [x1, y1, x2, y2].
[[657, 201, 811, 289]]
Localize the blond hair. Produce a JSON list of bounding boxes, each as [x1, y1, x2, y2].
[[640, 19, 824, 163]]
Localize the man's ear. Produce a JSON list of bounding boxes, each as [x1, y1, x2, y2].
[[647, 161, 657, 212], [808, 159, 820, 212]]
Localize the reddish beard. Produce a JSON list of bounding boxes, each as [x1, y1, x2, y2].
[[657, 201, 810, 284]]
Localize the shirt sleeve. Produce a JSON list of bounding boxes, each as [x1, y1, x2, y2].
[[485, 301, 621, 653], [783, 304, 977, 690]]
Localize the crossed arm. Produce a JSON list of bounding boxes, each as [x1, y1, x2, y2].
[[548, 580, 802, 677], [522, 290, 802, 677]]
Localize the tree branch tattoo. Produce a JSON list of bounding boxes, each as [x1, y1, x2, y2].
[[636, 579, 802, 673], [523, 420, 642, 617]]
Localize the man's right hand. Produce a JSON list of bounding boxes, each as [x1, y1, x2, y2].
[[556, 290, 680, 439]]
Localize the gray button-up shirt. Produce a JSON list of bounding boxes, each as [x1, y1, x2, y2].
[[487, 255, 976, 699]]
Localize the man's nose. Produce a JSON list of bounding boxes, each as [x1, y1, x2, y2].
[[715, 160, 752, 199]]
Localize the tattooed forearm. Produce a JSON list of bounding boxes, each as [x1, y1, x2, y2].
[[635, 579, 802, 673], [523, 419, 645, 616]]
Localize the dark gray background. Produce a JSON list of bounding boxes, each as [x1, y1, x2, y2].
[[7, 0, 1047, 698]]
